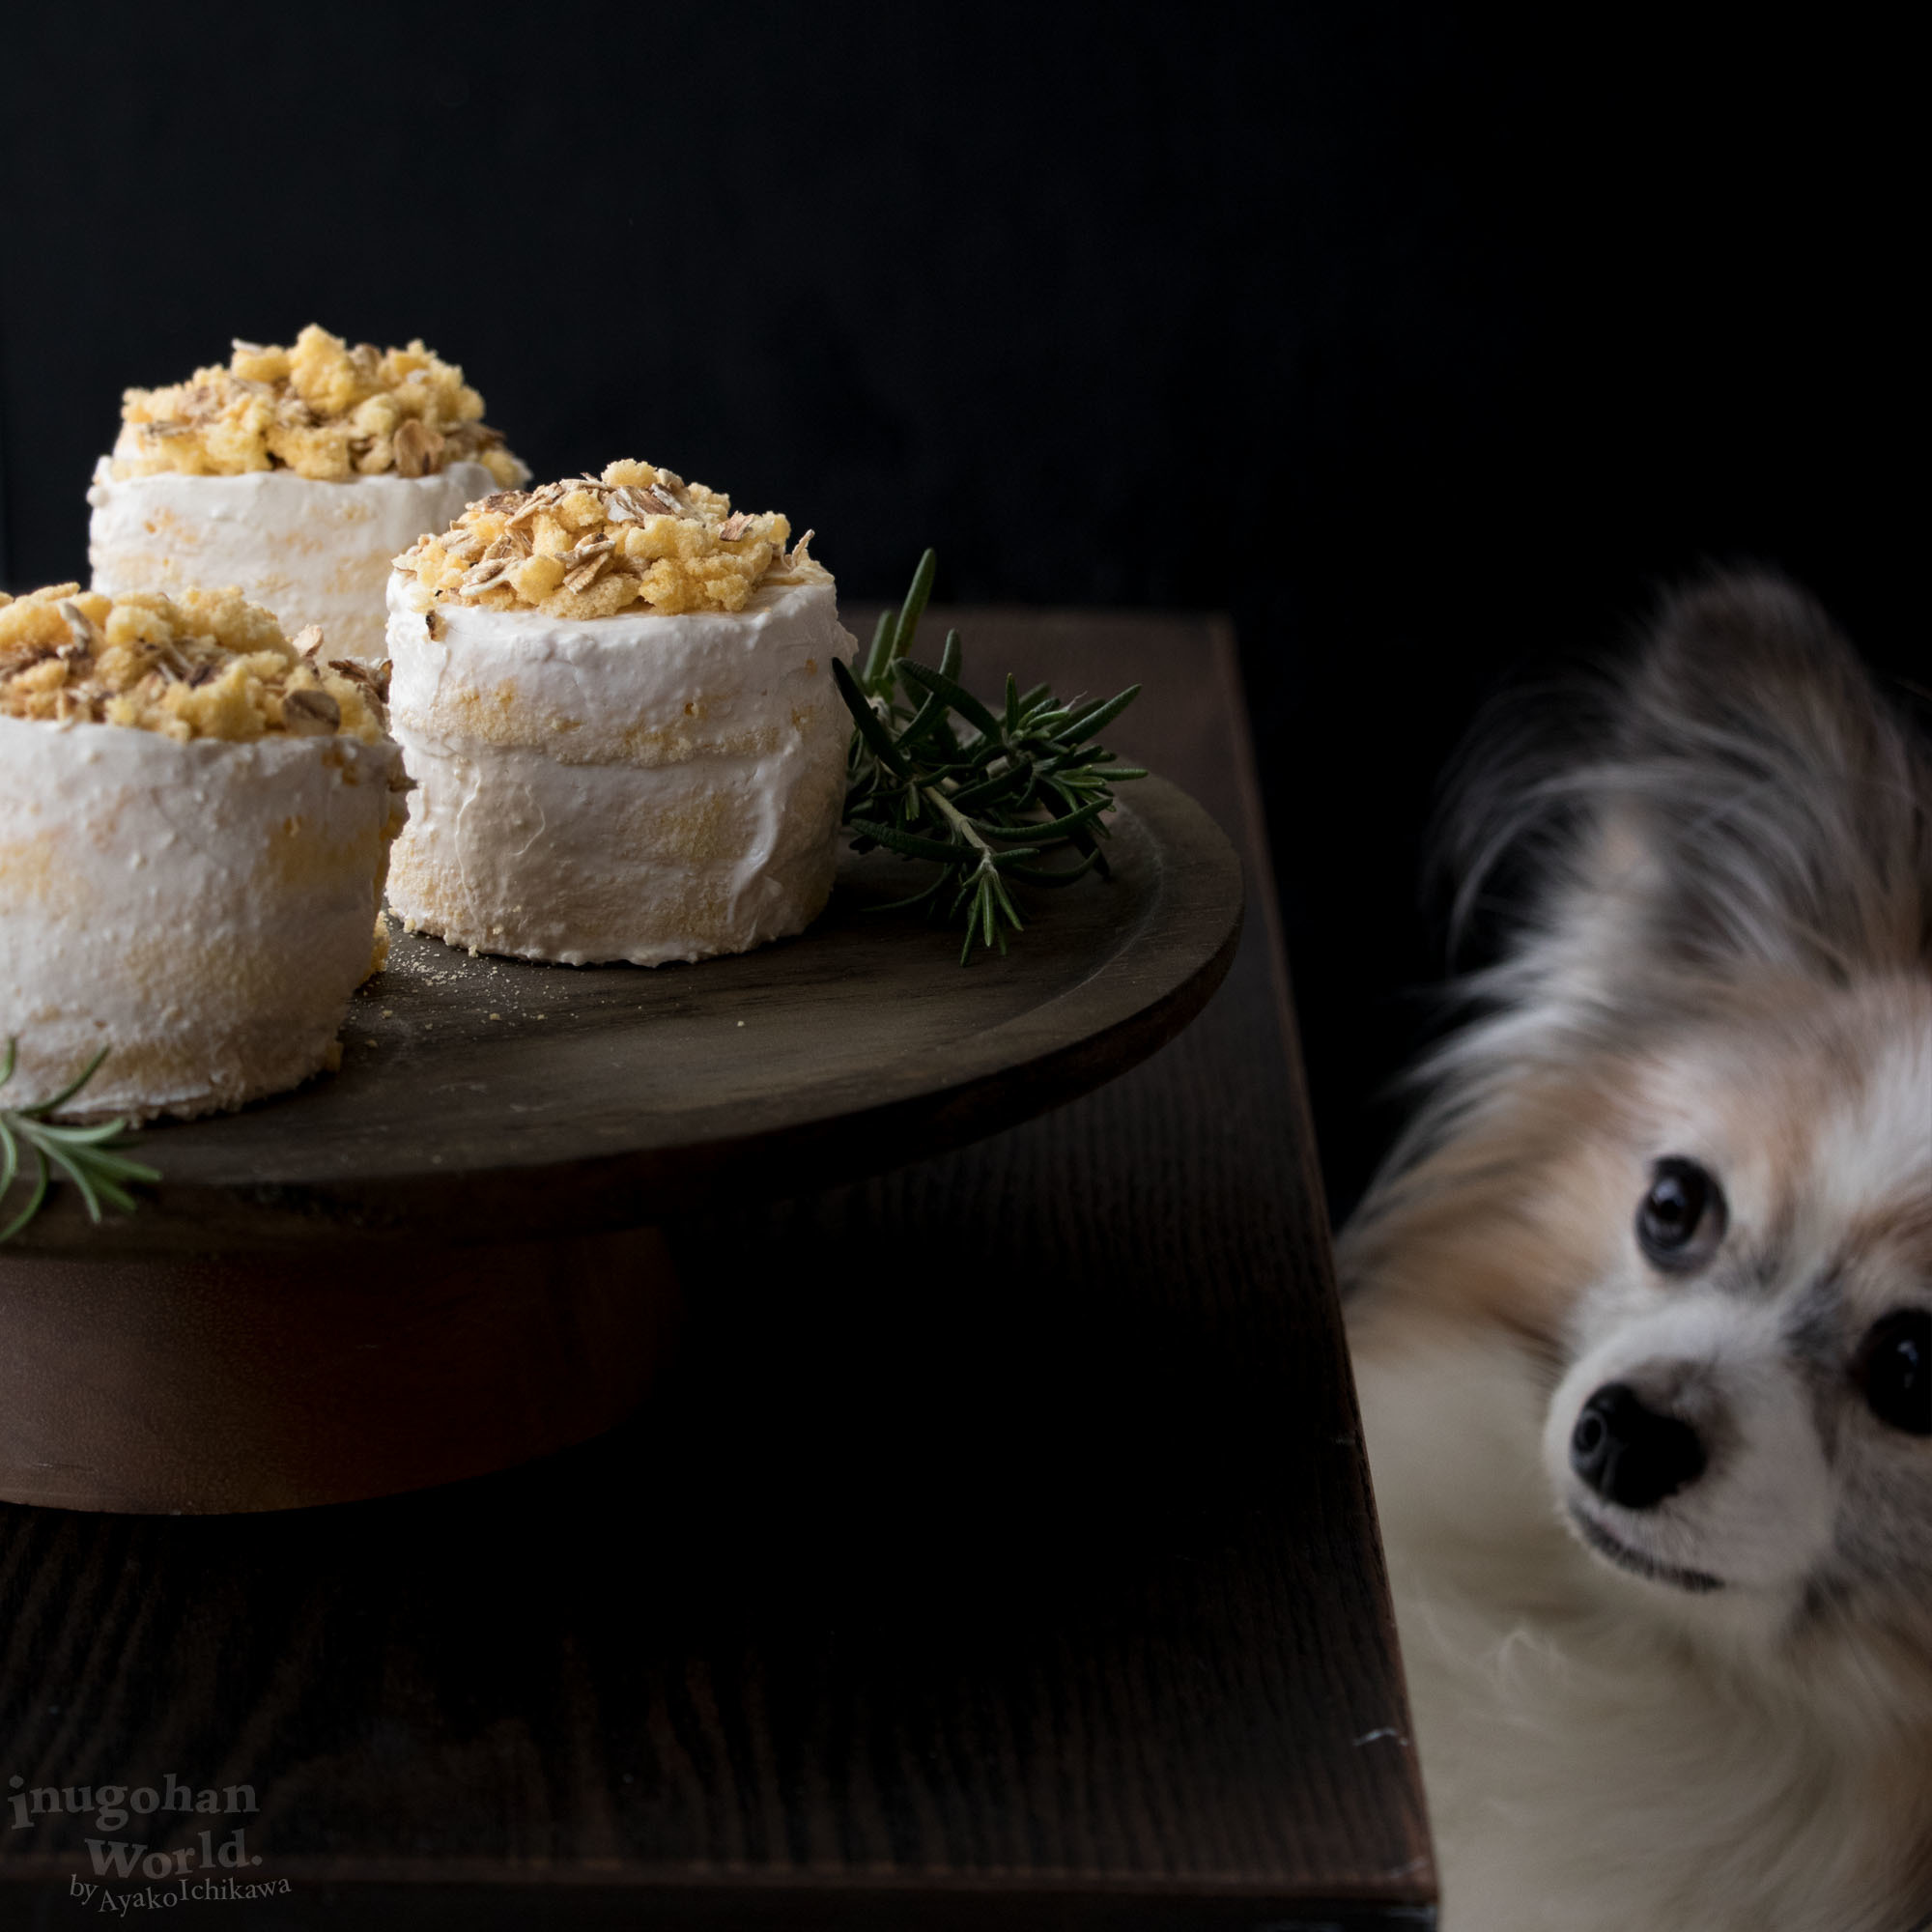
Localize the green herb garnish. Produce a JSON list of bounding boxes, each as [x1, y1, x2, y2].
[[835, 549, 1147, 961], [1, 1039, 158, 1242]]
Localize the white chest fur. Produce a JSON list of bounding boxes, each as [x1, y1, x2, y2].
[[1352, 1324, 1928, 1932]]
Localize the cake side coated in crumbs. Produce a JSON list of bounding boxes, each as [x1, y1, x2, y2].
[[111, 325, 526, 486], [0, 585, 389, 743], [393, 459, 830, 622]]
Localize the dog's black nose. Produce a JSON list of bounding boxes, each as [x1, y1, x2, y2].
[[1570, 1382, 1707, 1508]]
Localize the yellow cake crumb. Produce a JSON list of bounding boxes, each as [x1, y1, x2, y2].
[[391, 459, 831, 621], [110, 325, 526, 487], [0, 584, 390, 743], [368, 909, 393, 979]]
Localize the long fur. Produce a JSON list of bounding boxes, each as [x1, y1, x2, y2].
[[1343, 572, 1932, 1931]]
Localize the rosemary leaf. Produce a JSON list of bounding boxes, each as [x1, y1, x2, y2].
[[838, 551, 1148, 962], [832, 659, 917, 779], [1061, 683, 1144, 742], [895, 659, 1003, 740], [891, 547, 937, 667], [862, 609, 896, 691], [0, 1037, 159, 1244], [847, 818, 980, 866]]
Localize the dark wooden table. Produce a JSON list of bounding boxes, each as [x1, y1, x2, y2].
[[0, 611, 1435, 1929]]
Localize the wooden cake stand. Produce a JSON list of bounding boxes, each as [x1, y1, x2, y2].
[[0, 778, 1240, 1515]]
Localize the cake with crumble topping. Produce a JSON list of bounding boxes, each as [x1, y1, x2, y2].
[[384, 460, 855, 966], [87, 325, 527, 666], [0, 583, 407, 1121]]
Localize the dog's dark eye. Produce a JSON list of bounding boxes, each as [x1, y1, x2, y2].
[[1635, 1157, 1726, 1272], [1856, 1310, 1931, 1435]]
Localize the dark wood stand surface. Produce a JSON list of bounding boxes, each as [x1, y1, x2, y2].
[[0, 611, 1435, 1928]]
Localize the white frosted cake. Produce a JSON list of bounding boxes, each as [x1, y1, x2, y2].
[[0, 583, 407, 1122], [88, 326, 526, 666], [385, 461, 856, 966]]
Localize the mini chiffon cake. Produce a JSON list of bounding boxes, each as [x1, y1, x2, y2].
[[88, 326, 526, 665], [385, 460, 856, 966], [0, 584, 407, 1122]]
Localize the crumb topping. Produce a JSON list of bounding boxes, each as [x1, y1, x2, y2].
[[0, 584, 391, 743], [392, 459, 830, 621], [109, 325, 526, 487]]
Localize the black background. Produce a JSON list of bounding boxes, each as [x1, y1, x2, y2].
[[0, 6, 1916, 1214]]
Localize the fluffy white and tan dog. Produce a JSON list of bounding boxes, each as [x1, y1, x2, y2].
[[1343, 572, 1932, 1932]]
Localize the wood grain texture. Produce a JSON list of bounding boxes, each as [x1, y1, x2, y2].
[[0, 611, 1434, 1928]]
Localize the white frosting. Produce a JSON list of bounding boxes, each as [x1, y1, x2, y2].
[[87, 460, 499, 666], [0, 716, 402, 1122], [384, 577, 857, 965]]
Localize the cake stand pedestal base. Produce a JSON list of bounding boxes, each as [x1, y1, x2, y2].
[[0, 1227, 677, 1514]]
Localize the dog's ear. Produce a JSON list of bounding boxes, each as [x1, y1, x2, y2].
[[1596, 571, 1930, 983], [1452, 570, 1931, 1037]]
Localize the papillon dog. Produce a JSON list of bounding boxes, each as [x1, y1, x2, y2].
[[1342, 572, 1931, 1931]]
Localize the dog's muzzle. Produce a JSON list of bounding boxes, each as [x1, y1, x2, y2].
[[1570, 1381, 1707, 1509]]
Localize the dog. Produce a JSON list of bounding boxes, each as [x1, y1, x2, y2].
[[1341, 571, 1932, 1931]]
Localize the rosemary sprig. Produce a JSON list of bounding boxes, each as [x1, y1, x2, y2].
[[0, 1038, 158, 1243], [836, 549, 1148, 960]]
